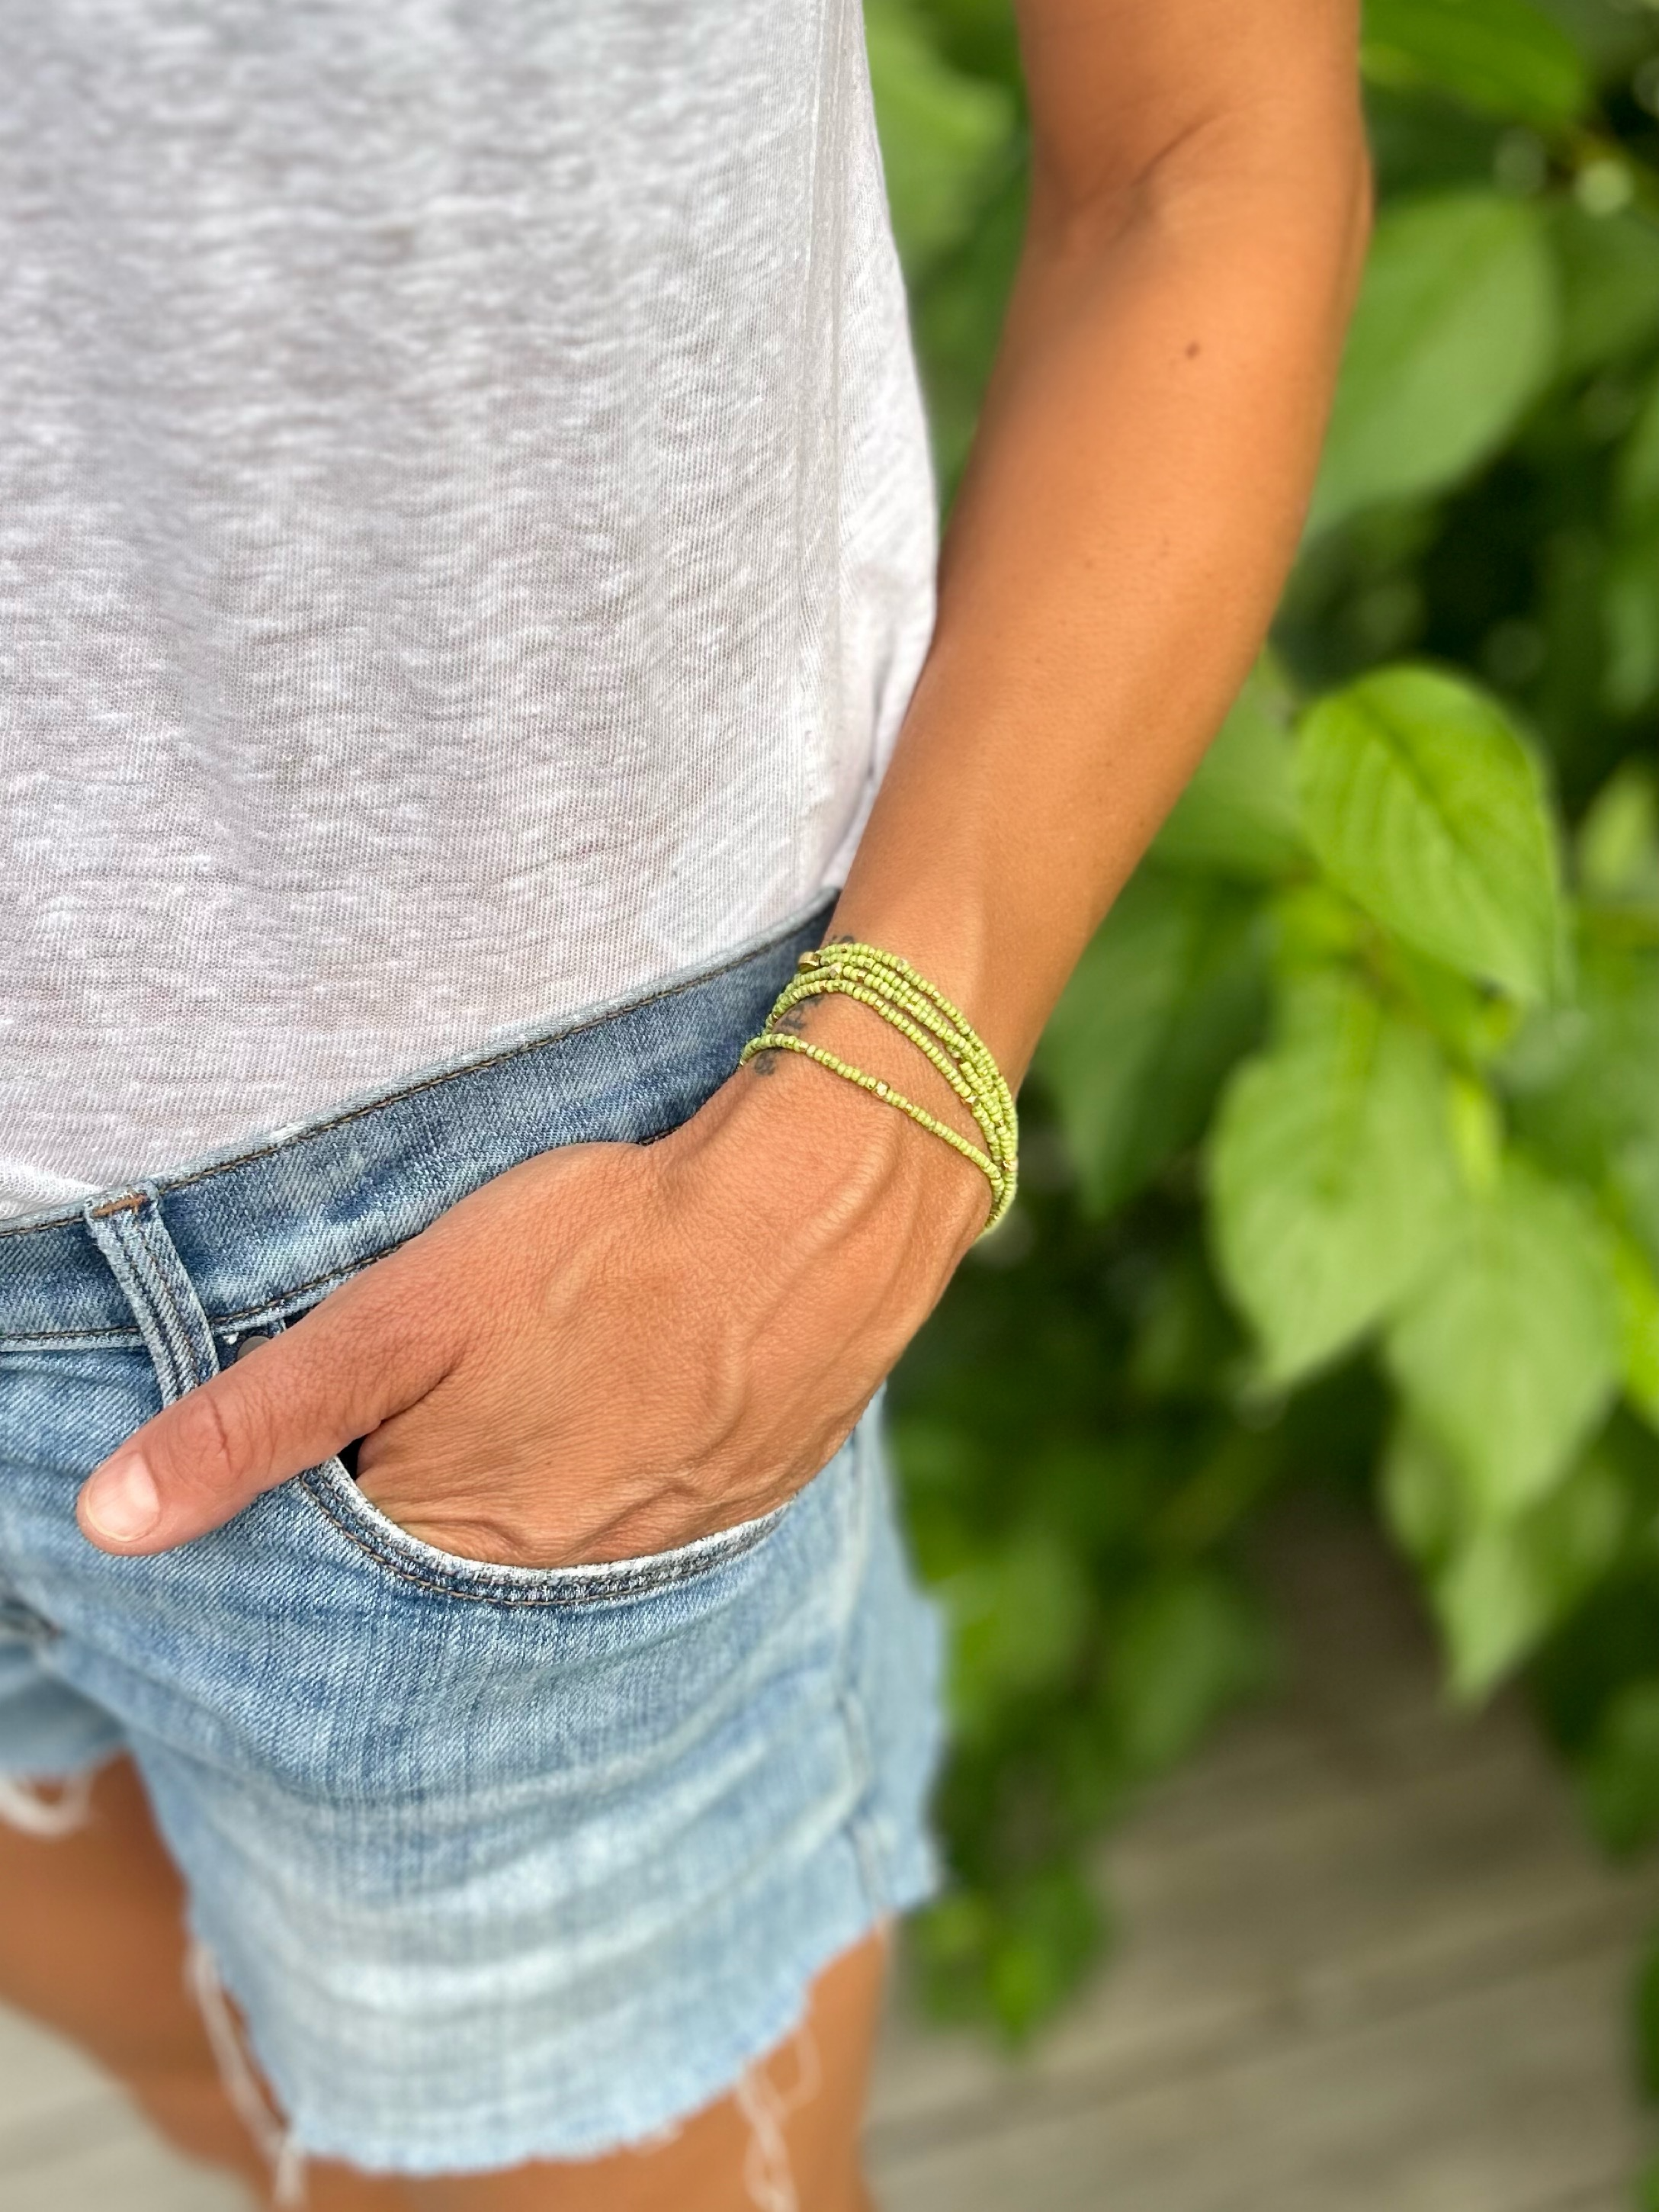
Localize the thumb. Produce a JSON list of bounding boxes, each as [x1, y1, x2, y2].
[[77, 1275, 444, 1555]]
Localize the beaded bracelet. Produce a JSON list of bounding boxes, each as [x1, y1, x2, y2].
[[739, 942, 1019, 1233]]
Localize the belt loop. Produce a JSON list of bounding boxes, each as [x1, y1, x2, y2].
[[82, 1186, 220, 1405]]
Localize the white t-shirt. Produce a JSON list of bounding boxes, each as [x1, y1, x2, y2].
[[0, 0, 936, 1217]]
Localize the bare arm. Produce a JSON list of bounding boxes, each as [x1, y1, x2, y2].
[[838, 0, 1369, 1075], [79, 0, 1370, 1563]]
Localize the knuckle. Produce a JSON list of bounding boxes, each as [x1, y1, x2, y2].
[[166, 1382, 255, 1498]]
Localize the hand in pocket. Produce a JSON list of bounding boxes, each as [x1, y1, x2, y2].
[[77, 1055, 985, 1567]]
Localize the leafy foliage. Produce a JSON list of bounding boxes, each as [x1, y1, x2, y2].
[[1384, 1157, 1620, 1513], [868, 0, 1659, 2146], [1038, 871, 1267, 1217], [1211, 971, 1459, 1385], [1362, 0, 1591, 129], [863, 0, 1016, 278], [1295, 664, 1563, 997], [1311, 191, 1561, 531]]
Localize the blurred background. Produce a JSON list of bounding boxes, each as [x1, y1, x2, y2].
[[865, 0, 1659, 2202], [8, 0, 1659, 2204]]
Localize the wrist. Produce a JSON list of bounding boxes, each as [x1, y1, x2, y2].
[[673, 1029, 990, 1273]]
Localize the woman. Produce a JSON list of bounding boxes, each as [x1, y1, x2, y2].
[[0, 1, 1367, 2204]]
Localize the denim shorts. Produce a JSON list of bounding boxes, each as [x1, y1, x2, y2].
[[0, 902, 943, 2177]]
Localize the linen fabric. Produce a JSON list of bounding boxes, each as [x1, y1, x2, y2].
[[0, 0, 936, 1216], [0, 906, 943, 2172]]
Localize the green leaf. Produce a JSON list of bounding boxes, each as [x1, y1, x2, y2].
[[865, 0, 1014, 280], [1549, 204, 1659, 381], [1382, 941, 1526, 1068], [1616, 1234, 1659, 1434], [911, 1863, 1107, 2044], [1384, 1157, 1621, 1517], [1388, 1415, 1632, 1698], [1154, 658, 1306, 881], [1038, 869, 1268, 1216], [1504, 928, 1659, 1208], [1271, 881, 1369, 974], [1382, 1414, 1465, 1566], [1311, 191, 1558, 531], [1623, 1136, 1659, 1278], [1434, 1439, 1629, 1697], [1446, 1068, 1506, 1190], [1297, 664, 1564, 1002], [1208, 978, 1460, 1384], [1577, 762, 1659, 904], [978, 1865, 1102, 2042], [1362, 0, 1592, 130]]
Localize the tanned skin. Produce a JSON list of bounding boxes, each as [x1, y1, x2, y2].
[[12, 1, 1369, 2204]]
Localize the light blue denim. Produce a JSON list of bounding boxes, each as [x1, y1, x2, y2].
[[0, 902, 943, 2176]]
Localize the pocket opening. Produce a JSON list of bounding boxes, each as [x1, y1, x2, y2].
[[294, 1453, 797, 1610]]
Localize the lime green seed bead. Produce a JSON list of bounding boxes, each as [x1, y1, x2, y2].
[[738, 942, 1019, 1233]]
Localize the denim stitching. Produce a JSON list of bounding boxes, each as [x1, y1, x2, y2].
[[110, 1209, 197, 1401], [0, 1253, 402, 1345], [297, 1466, 785, 1610], [88, 1193, 145, 1219], [0, 1588, 59, 1645], [207, 1244, 406, 1328], [84, 1202, 194, 1405], [0, 1127, 702, 1345], [830, 1431, 891, 1915], [139, 1218, 219, 1392], [0, 1324, 144, 1344]]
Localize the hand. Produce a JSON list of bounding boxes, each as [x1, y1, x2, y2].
[[75, 1047, 988, 1564]]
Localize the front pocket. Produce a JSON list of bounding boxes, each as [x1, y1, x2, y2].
[[296, 1453, 799, 1608]]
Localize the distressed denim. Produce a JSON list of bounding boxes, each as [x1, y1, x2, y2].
[[0, 902, 942, 2175]]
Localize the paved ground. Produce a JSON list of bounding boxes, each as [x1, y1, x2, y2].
[[2, 1507, 1654, 2210]]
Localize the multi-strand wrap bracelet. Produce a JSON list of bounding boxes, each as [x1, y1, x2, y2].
[[739, 941, 1019, 1234]]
